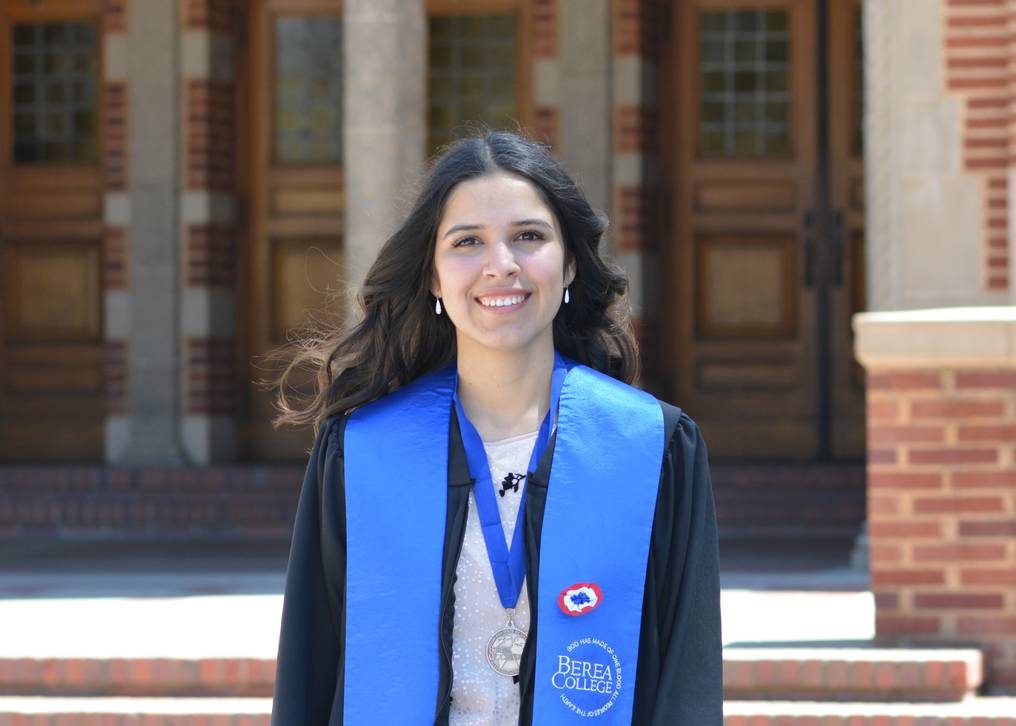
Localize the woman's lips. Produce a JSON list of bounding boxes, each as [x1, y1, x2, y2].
[[475, 293, 531, 313]]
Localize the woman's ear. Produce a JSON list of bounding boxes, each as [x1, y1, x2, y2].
[[565, 255, 576, 287]]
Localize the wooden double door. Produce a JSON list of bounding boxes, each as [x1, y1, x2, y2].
[[0, 0, 105, 461], [663, 0, 866, 461]]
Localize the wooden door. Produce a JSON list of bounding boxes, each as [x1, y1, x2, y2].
[[0, 0, 105, 461], [241, 0, 534, 460], [828, 0, 866, 459], [664, 0, 866, 461], [240, 0, 346, 461]]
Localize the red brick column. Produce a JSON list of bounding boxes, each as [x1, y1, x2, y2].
[[857, 308, 1016, 689]]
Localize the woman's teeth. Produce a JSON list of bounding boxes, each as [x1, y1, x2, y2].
[[478, 294, 528, 307]]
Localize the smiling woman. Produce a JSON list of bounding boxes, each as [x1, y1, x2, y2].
[[268, 130, 722, 726]]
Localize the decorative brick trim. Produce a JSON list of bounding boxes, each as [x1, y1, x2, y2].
[[612, 0, 659, 57], [185, 79, 235, 191], [183, 0, 236, 33], [943, 0, 1011, 292], [186, 224, 234, 287], [103, 0, 127, 34], [613, 105, 658, 155], [532, 0, 557, 58], [102, 82, 128, 191], [185, 338, 235, 416], [106, 341, 129, 416], [103, 227, 129, 289], [614, 185, 655, 251]]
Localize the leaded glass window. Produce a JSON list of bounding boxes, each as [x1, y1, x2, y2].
[[12, 22, 98, 164], [698, 9, 791, 158], [274, 16, 342, 164], [428, 14, 516, 154]]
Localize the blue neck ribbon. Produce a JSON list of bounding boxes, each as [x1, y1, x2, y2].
[[452, 349, 569, 610]]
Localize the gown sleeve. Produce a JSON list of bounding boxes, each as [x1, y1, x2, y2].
[[650, 410, 723, 725], [271, 416, 346, 726]]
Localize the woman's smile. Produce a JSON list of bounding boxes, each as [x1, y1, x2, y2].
[[475, 292, 532, 313]]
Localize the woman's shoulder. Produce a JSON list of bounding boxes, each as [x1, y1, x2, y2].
[[652, 397, 706, 457], [315, 410, 354, 458]]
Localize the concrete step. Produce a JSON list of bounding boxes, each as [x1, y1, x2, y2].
[[0, 696, 271, 724], [723, 645, 984, 702], [0, 658, 275, 698], [723, 697, 1016, 724]]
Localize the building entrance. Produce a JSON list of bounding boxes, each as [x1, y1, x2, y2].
[[0, 0, 105, 461], [663, 0, 866, 460]]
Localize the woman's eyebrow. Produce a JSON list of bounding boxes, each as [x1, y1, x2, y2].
[[442, 219, 553, 239]]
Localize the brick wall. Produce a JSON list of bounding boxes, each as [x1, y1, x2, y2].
[[943, 0, 1012, 293], [866, 366, 1016, 688]]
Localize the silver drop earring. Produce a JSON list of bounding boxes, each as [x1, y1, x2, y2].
[[435, 296, 442, 315], [564, 286, 570, 304]]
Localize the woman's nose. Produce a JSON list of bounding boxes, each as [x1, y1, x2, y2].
[[483, 238, 520, 277]]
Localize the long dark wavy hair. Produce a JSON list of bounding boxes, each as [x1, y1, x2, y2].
[[270, 129, 640, 433]]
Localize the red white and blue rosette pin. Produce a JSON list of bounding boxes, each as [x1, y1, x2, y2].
[[557, 582, 603, 616]]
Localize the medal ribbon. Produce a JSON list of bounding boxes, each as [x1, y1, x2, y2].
[[452, 349, 569, 610]]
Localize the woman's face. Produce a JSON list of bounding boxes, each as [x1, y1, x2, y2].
[[431, 171, 575, 356]]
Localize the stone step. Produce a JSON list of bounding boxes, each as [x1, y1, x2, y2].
[[723, 646, 984, 702], [0, 658, 275, 698], [2, 647, 986, 704], [0, 697, 271, 725], [723, 697, 1016, 724]]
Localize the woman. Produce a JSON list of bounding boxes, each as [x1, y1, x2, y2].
[[270, 130, 722, 725]]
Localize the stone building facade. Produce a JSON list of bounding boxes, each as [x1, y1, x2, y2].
[[0, 0, 1013, 690]]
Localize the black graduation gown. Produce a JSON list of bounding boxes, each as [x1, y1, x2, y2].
[[270, 399, 723, 726]]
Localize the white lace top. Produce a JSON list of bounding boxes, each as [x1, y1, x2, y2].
[[449, 428, 539, 726]]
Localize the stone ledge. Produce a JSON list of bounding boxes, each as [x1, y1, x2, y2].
[[853, 306, 1016, 368]]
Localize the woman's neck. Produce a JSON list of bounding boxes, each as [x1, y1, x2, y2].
[[455, 337, 555, 442]]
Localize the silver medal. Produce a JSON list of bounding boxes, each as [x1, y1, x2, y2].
[[486, 608, 527, 677]]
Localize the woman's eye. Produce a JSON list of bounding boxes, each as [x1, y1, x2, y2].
[[519, 230, 545, 241], [453, 237, 479, 248]]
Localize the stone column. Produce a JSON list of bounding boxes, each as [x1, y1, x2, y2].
[[119, 0, 187, 464], [610, 0, 661, 390], [558, 0, 611, 215], [854, 308, 1016, 690], [178, 0, 239, 463], [343, 0, 426, 319]]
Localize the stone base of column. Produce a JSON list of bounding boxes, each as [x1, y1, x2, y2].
[[181, 415, 236, 465], [854, 306, 1016, 690]]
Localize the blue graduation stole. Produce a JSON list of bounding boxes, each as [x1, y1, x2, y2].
[[343, 353, 664, 724]]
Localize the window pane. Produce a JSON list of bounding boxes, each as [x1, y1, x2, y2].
[[274, 15, 343, 164], [697, 9, 791, 158], [11, 21, 99, 165], [427, 14, 517, 155]]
